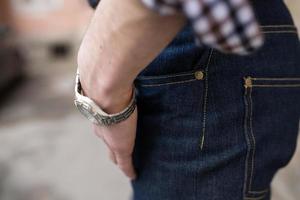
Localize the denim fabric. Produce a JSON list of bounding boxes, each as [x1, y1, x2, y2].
[[132, 0, 300, 199]]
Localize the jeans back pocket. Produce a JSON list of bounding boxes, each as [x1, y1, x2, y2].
[[243, 76, 300, 199]]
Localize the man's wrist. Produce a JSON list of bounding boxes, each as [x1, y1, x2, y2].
[[88, 80, 135, 114], [78, 46, 137, 115]]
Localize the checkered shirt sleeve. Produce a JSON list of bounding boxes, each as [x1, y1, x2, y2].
[[88, 0, 264, 55]]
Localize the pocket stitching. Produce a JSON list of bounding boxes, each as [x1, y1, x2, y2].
[[137, 78, 199, 87], [243, 85, 270, 199], [248, 87, 256, 193], [243, 85, 251, 196], [260, 24, 298, 34], [244, 195, 268, 200], [251, 77, 300, 80], [260, 24, 298, 36], [135, 69, 206, 87], [262, 31, 298, 34], [242, 76, 300, 198], [135, 47, 211, 86], [260, 25, 296, 28], [251, 84, 300, 87], [136, 70, 197, 80], [199, 48, 214, 150]]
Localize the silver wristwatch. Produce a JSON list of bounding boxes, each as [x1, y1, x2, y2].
[[74, 70, 136, 126]]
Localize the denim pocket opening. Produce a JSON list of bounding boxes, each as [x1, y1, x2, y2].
[[134, 45, 212, 87], [134, 69, 205, 87]]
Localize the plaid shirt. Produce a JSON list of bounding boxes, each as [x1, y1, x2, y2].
[[88, 0, 264, 55]]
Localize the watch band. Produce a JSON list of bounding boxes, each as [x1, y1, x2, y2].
[[94, 95, 136, 126], [74, 69, 137, 126]]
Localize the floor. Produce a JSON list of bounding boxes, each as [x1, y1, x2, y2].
[[0, 47, 132, 200], [1, 2, 300, 199]]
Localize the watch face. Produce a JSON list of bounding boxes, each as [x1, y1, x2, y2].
[[74, 100, 98, 124]]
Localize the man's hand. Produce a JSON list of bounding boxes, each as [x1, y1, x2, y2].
[[92, 107, 138, 180], [79, 60, 138, 180], [77, 0, 185, 180]]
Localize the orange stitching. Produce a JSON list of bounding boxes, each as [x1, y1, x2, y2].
[[138, 78, 198, 87], [248, 189, 269, 194], [137, 70, 196, 80], [251, 77, 300, 80], [248, 87, 256, 191], [243, 87, 251, 196], [260, 25, 296, 28], [244, 194, 267, 200], [262, 31, 297, 34], [243, 80, 269, 198], [200, 49, 214, 150], [251, 84, 300, 87]]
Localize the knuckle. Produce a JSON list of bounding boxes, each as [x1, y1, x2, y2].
[[112, 146, 129, 155], [110, 145, 121, 153], [119, 163, 129, 171]]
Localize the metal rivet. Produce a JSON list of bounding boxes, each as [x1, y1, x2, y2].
[[195, 71, 204, 80], [244, 77, 253, 88]]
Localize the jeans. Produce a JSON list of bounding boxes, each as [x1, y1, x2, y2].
[[132, 0, 300, 199]]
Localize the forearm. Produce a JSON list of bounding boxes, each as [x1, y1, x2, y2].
[[78, 0, 186, 112]]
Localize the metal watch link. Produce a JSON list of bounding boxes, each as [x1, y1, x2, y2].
[[74, 69, 136, 126]]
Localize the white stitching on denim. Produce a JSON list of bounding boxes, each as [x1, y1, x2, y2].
[[242, 76, 293, 197], [260, 25, 296, 28], [200, 49, 214, 150], [139, 78, 198, 87], [248, 189, 269, 194], [248, 88, 269, 195], [243, 87, 251, 197], [243, 83, 269, 198], [244, 194, 267, 200], [251, 78, 300, 88], [251, 77, 300, 80], [252, 84, 300, 87], [247, 77, 300, 88], [244, 74, 300, 196], [249, 87, 256, 192], [262, 31, 298, 34]]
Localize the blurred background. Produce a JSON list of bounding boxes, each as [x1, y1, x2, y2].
[[0, 0, 299, 200]]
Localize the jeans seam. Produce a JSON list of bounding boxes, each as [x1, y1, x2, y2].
[[260, 24, 297, 32], [243, 86, 251, 197], [251, 77, 300, 88], [262, 31, 298, 34], [244, 194, 267, 200], [243, 83, 271, 198], [248, 189, 269, 194], [199, 48, 214, 150], [251, 84, 300, 87], [248, 89, 269, 194], [259, 24, 298, 36], [248, 87, 256, 192], [260, 25, 296, 27], [251, 77, 300, 80]]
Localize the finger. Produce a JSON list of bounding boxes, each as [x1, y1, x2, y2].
[[92, 125, 118, 164], [92, 125, 103, 139], [100, 133, 118, 165], [115, 153, 136, 180], [108, 149, 117, 164]]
